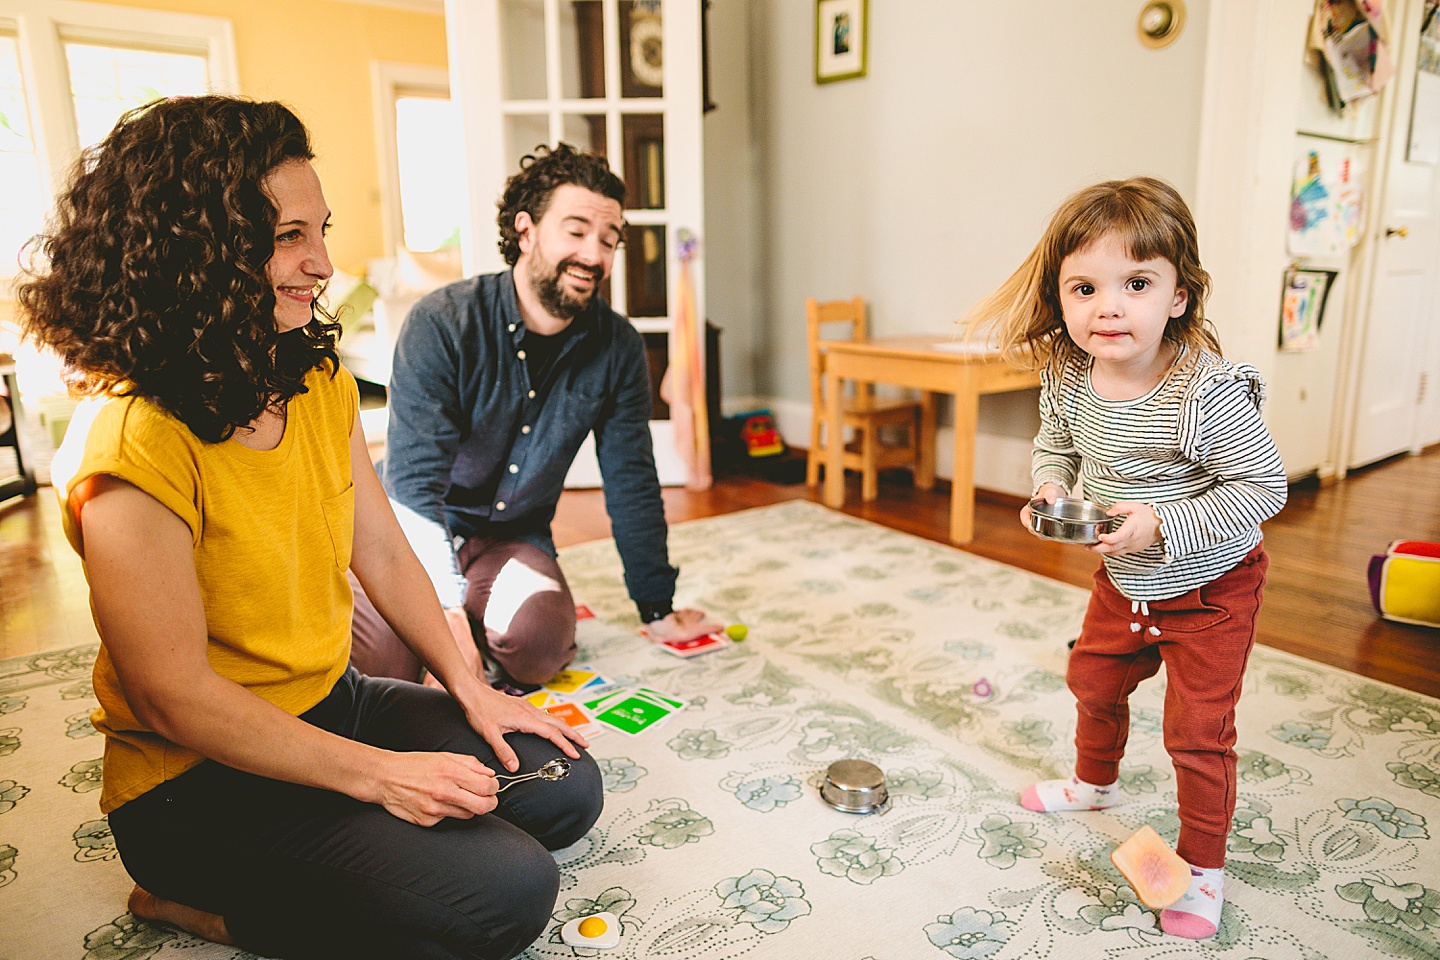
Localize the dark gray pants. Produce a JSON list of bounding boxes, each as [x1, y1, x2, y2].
[[350, 537, 578, 686], [108, 669, 603, 960]]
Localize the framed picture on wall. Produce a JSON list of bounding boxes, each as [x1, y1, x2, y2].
[[815, 0, 868, 84]]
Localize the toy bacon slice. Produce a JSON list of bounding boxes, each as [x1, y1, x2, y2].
[[1111, 825, 1191, 909]]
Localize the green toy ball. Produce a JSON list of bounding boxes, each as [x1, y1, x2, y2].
[[726, 623, 748, 642]]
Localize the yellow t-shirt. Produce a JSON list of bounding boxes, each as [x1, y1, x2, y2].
[[52, 364, 358, 813]]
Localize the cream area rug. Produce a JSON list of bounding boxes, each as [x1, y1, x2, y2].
[[2, 501, 1438, 959]]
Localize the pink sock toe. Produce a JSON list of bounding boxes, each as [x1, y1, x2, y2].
[[1160, 909, 1217, 940], [1020, 784, 1044, 811]]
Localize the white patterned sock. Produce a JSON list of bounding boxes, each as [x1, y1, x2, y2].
[[1160, 866, 1224, 938], [1020, 775, 1118, 812]]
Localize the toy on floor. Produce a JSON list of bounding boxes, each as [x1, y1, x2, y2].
[[560, 912, 620, 949], [736, 410, 785, 458], [1367, 540, 1440, 627], [1111, 825, 1192, 909], [725, 623, 748, 641]]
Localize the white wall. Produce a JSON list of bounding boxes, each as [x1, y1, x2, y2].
[[721, 0, 1212, 493], [701, 0, 762, 404]]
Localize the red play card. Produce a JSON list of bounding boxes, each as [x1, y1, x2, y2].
[[657, 633, 728, 658], [575, 605, 596, 620]]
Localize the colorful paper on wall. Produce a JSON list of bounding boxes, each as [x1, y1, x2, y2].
[[1279, 267, 1338, 352], [1288, 142, 1365, 257]]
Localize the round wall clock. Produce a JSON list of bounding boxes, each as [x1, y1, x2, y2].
[[629, 15, 664, 88]]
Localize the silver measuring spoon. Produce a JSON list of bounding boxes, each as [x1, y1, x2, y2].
[[495, 757, 572, 793]]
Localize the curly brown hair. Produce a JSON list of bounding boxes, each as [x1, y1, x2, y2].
[[495, 142, 627, 266], [964, 177, 1220, 373], [16, 95, 340, 443]]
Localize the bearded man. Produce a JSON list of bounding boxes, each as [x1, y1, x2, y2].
[[352, 143, 702, 687]]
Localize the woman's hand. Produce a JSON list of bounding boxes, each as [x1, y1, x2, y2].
[[1092, 502, 1162, 556], [373, 750, 499, 826], [1020, 483, 1066, 535], [451, 676, 587, 773]]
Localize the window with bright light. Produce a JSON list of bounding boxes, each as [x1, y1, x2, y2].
[[0, 5, 233, 283], [0, 30, 47, 277], [63, 40, 208, 151], [394, 93, 465, 252]]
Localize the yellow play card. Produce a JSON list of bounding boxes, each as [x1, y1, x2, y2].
[[543, 668, 601, 695], [525, 691, 558, 708]]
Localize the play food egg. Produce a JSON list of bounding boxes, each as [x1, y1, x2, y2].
[[560, 911, 620, 949], [726, 623, 748, 641]]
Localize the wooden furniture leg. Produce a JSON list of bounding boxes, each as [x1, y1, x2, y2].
[[861, 413, 878, 502], [915, 391, 937, 491], [823, 368, 846, 508], [949, 372, 978, 544], [806, 407, 822, 486]]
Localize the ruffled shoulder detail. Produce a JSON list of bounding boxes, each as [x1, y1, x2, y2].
[[1177, 350, 1266, 460]]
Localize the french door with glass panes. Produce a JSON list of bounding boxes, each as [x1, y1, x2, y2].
[[445, 0, 705, 485]]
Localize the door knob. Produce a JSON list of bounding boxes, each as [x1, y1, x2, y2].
[[1385, 225, 1409, 238]]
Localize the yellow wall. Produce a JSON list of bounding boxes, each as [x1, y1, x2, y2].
[[86, 0, 448, 275]]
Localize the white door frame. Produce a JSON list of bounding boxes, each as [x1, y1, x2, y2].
[[1192, 0, 1312, 394], [443, 0, 706, 486], [1335, 0, 1440, 469], [371, 61, 453, 259], [1193, 0, 1440, 478]]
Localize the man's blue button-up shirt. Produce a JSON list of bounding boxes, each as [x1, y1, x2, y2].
[[382, 270, 677, 604]]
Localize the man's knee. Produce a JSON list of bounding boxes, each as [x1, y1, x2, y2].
[[483, 590, 577, 685]]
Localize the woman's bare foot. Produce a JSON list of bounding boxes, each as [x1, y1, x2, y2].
[[128, 885, 234, 945]]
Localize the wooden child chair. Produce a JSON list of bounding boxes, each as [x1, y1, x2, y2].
[[805, 297, 922, 501]]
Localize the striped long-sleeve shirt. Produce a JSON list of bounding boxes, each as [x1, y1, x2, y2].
[[1032, 348, 1288, 601]]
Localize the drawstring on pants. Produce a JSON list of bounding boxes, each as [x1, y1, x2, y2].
[[1129, 600, 1161, 637]]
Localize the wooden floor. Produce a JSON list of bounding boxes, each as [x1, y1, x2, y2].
[[554, 448, 1440, 700], [5, 446, 1439, 698]]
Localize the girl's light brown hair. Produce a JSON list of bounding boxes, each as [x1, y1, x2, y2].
[[964, 176, 1220, 372]]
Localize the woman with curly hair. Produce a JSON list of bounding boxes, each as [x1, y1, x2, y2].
[[19, 95, 601, 960]]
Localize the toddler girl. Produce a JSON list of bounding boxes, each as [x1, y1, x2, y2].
[[969, 177, 1287, 938]]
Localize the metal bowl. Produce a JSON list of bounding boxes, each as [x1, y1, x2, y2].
[[1029, 497, 1116, 545], [820, 759, 890, 814]]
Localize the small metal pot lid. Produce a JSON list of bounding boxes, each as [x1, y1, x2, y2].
[[820, 759, 890, 814], [825, 759, 885, 791]]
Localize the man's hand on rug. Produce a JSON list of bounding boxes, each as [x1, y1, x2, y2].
[[374, 749, 499, 826], [643, 608, 723, 644], [1092, 502, 1162, 556], [456, 681, 587, 773]]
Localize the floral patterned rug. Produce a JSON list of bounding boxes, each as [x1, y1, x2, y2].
[[3, 500, 1439, 959]]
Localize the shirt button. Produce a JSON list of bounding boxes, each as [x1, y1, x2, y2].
[[495, 501, 506, 511], [521, 424, 531, 434], [508, 323, 516, 332], [517, 349, 527, 360], [508, 463, 518, 473], [528, 389, 536, 398]]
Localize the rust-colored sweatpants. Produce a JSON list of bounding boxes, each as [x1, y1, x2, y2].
[[1068, 543, 1269, 868], [350, 536, 578, 686]]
